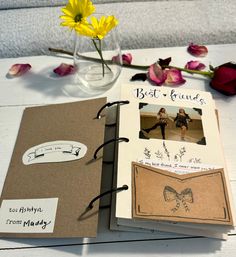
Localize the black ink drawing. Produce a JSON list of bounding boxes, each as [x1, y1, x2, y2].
[[163, 186, 193, 212], [193, 107, 202, 116], [28, 144, 81, 162], [144, 141, 200, 163], [162, 142, 170, 161], [144, 147, 151, 159], [63, 146, 81, 156], [189, 158, 201, 164], [174, 147, 186, 162], [155, 150, 163, 160], [23, 141, 87, 165]]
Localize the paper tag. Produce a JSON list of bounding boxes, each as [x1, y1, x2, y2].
[[22, 141, 87, 165], [0, 198, 58, 233]]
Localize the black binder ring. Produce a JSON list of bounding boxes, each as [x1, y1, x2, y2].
[[93, 137, 129, 160], [87, 185, 129, 210], [96, 100, 130, 120]]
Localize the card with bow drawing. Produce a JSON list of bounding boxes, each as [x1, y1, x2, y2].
[[132, 162, 233, 225]]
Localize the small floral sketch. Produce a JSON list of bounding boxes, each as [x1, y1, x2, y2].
[[163, 141, 170, 161], [159, 142, 185, 163], [189, 158, 202, 164], [143, 142, 200, 163], [174, 147, 186, 162], [139, 103, 206, 145], [163, 186, 193, 212], [144, 147, 151, 159], [155, 150, 163, 160]]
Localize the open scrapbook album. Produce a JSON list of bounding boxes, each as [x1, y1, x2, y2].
[[111, 84, 235, 240], [0, 84, 234, 240]]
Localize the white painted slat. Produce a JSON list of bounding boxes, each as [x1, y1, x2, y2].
[[1, 235, 236, 257]]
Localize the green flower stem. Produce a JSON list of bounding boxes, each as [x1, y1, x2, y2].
[[48, 47, 74, 56], [48, 47, 149, 70], [92, 39, 104, 76], [92, 39, 111, 76], [48, 47, 214, 77], [98, 39, 105, 77], [163, 65, 214, 78]]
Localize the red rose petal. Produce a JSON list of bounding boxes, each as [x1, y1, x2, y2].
[[122, 53, 132, 65], [187, 43, 208, 57], [147, 63, 167, 86], [165, 69, 186, 86], [185, 60, 206, 70], [112, 53, 132, 65], [8, 63, 31, 76], [53, 63, 76, 76]]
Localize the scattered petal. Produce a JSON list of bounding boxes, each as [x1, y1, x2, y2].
[[147, 63, 167, 86], [187, 43, 208, 57], [112, 54, 121, 64], [165, 68, 186, 86], [53, 63, 76, 76], [185, 60, 206, 70], [112, 53, 132, 65], [8, 63, 31, 76], [130, 73, 147, 81], [209, 64, 215, 71], [158, 57, 172, 68], [122, 53, 132, 65]]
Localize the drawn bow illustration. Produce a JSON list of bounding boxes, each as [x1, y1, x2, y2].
[[163, 186, 193, 212]]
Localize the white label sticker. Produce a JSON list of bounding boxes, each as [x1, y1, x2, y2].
[[0, 198, 58, 233], [22, 140, 87, 165]]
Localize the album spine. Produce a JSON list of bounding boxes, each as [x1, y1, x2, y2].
[[88, 100, 130, 210]]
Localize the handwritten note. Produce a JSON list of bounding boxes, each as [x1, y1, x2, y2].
[[138, 159, 221, 174], [132, 88, 206, 105], [0, 198, 58, 233]]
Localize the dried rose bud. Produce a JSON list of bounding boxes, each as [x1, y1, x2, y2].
[[187, 43, 208, 57], [53, 63, 76, 76], [8, 63, 31, 76], [210, 62, 236, 96], [185, 60, 206, 70]]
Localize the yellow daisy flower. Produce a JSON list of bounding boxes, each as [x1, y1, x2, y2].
[[60, 0, 95, 30], [76, 15, 118, 39]]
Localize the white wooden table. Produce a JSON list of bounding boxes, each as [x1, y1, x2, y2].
[[0, 44, 236, 256]]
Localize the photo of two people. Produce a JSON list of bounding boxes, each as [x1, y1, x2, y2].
[[139, 103, 206, 145]]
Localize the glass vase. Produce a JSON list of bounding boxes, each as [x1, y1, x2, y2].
[[74, 28, 122, 95]]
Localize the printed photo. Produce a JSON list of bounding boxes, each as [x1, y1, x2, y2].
[[139, 103, 206, 145]]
